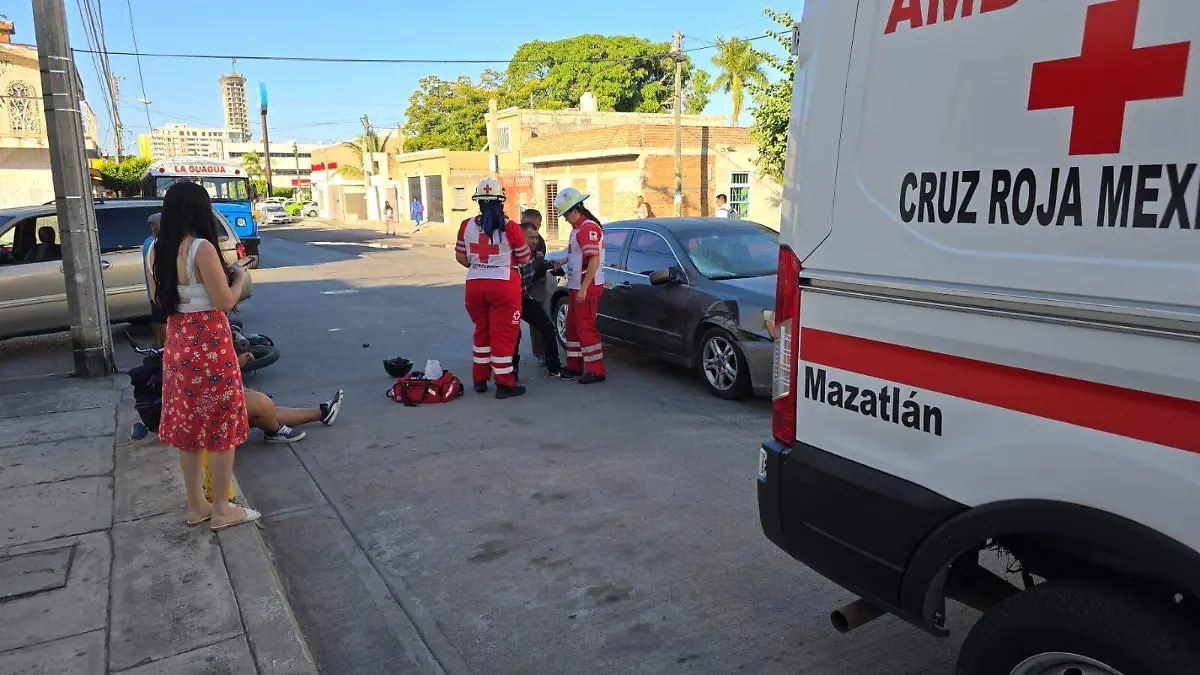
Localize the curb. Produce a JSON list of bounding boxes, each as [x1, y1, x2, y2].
[[219, 500, 318, 675]]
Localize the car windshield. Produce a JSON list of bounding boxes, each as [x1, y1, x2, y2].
[[153, 176, 249, 202], [680, 225, 779, 280], [263, 205, 284, 212]]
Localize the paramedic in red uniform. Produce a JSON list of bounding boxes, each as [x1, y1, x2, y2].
[[556, 187, 606, 384], [455, 179, 532, 399]]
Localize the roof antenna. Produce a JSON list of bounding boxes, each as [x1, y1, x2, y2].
[[230, 57, 237, 74]]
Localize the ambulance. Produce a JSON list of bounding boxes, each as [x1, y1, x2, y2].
[[142, 157, 260, 267], [757, 0, 1200, 672]]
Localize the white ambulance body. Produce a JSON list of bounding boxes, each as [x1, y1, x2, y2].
[[758, 0, 1200, 672]]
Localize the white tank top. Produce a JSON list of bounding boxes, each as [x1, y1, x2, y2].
[[464, 217, 515, 281], [177, 238, 217, 313]]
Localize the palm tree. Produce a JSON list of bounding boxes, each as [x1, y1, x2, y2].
[[711, 38, 769, 126], [336, 129, 393, 181], [240, 151, 263, 179]]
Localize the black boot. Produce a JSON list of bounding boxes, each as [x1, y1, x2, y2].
[[495, 384, 527, 399], [578, 373, 606, 385], [474, 380, 489, 394]]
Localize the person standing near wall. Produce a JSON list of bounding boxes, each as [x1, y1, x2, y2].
[[455, 179, 532, 399], [555, 187, 606, 384], [411, 196, 424, 233], [384, 201, 395, 236], [636, 195, 649, 220]]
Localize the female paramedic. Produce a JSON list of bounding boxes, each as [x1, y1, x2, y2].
[[455, 178, 532, 399], [555, 187, 606, 384]]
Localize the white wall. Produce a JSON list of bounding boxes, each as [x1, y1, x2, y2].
[[0, 148, 54, 209]]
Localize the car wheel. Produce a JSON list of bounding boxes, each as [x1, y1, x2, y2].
[[699, 327, 752, 400], [553, 295, 569, 347], [957, 578, 1200, 675]]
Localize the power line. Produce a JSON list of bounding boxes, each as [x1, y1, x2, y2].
[[71, 36, 768, 66], [124, 0, 152, 129]]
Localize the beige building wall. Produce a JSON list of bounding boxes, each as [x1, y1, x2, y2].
[[1, 42, 99, 208], [391, 150, 492, 225]]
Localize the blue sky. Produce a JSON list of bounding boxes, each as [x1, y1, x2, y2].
[[4, 1, 799, 154]]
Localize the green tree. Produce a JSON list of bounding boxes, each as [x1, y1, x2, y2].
[[502, 35, 705, 113], [240, 151, 263, 178], [749, 9, 797, 181], [684, 69, 713, 115], [335, 128, 395, 180], [712, 37, 770, 126], [97, 156, 151, 197], [401, 72, 500, 153]]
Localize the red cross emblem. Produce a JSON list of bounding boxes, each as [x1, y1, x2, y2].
[[470, 232, 501, 263], [1028, 0, 1190, 156], [482, 184, 492, 193]]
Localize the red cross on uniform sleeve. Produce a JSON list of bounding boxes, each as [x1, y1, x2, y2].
[[1028, 0, 1190, 156]]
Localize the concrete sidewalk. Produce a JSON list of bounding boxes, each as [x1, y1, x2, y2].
[[0, 374, 316, 675]]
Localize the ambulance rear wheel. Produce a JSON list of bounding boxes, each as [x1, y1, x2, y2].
[[699, 327, 751, 400], [956, 578, 1200, 675]]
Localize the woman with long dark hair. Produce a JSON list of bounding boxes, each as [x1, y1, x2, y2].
[[454, 179, 531, 399], [555, 187, 607, 384], [148, 181, 258, 531]]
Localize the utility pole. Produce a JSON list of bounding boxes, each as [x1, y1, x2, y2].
[[32, 0, 114, 377], [672, 31, 684, 217], [261, 109, 273, 194], [292, 141, 299, 198], [109, 74, 124, 161], [361, 114, 382, 219]]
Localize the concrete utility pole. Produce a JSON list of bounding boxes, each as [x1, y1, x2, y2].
[[261, 106, 273, 193], [361, 114, 382, 219], [109, 74, 124, 161], [292, 141, 299, 197], [32, 0, 115, 377], [672, 31, 684, 217]]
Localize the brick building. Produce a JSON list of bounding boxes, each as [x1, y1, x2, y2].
[[520, 124, 782, 242]]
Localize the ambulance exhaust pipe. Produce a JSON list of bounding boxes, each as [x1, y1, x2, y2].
[[830, 598, 886, 633]]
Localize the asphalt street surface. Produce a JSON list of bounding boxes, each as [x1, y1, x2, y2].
[[3, 219, 976, 674]]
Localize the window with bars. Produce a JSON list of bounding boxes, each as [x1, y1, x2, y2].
[[544, 181, 559, 240], [497, 124, 512, 153], [453, 187, 467, 210], [6, 82, 39, 134], [729, 171, 751, 218]]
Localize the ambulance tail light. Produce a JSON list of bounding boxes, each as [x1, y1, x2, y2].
[[772, 245, 801, 445]]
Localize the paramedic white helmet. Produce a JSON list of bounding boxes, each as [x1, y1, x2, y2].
[[472, 178, 505, 202], [554, 187, 589, 216]]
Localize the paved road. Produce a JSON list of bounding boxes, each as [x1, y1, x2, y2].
[[5, 219, 973, 674]]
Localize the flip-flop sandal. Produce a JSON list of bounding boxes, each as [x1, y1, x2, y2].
[[186, 515, 212, 527], [210, 506, 262, 532]]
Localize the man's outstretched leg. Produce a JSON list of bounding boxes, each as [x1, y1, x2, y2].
[[245, 388, 345, 443]]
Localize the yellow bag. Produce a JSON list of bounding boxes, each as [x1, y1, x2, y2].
[[202, 449, 235, 504]]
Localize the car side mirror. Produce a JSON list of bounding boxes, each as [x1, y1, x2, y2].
[[649, 266, 683, 286]]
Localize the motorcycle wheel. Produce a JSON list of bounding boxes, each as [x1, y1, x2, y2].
[[240, 345, 280, 372]]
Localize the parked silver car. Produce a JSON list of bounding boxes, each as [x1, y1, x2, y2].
[[0, 200, 253, 339], [259, 203, 293, 225]]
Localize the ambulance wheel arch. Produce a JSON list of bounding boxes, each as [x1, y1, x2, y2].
[[899, 499, 1200, 632]]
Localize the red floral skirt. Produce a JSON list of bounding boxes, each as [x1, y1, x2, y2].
[[159, 310, 249, 452]]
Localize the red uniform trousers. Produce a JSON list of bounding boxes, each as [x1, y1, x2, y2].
[[565, 287, 605, 376], [465, 277, 522, 387]]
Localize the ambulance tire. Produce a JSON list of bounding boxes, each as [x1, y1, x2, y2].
[[698, 327, 751, 400], [956, 578, 1200, 675]]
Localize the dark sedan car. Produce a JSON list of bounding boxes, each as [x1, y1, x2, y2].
[[547, 218, 779, 399]]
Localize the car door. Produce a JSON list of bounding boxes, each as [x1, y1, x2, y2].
[[619, 229, 693, 355], [96, 205, 157, 322], [0, 213, 71, 337], [595, 227, 631, 338]]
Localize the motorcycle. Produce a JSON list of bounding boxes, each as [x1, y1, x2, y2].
[[125, 319, 280, 374]]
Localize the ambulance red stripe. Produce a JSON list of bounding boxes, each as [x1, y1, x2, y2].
[[801, 328, 1200, 454]]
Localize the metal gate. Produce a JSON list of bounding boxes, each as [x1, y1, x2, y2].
[[424, 175, 443, 224], [544, 181, 559, 240], [406, 177, 422, 219]]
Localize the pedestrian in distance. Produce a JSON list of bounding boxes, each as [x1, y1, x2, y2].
[[384, 201, 396, 236], [148, 181, 260, 531], [715, 193, 736, 218], [555, 187, 607, 384], [513, 219, 570, 381], [636, 195, 650, 220], [455, 179, 532, 399], [142, 213, 167, 347], [411, 196, 424, 233]]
